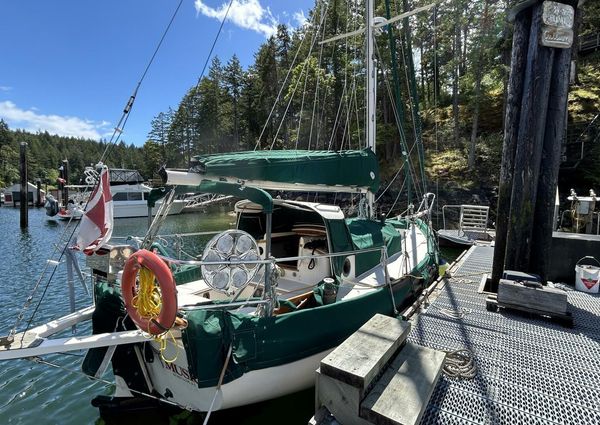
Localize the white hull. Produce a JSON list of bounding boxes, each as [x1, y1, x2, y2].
[[128, 222, 430, 412], [112, 199, 186, 218], [143, 345, 332, 411], [54, 199, 186, 220]]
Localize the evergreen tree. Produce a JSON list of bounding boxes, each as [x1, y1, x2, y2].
[[224, 55, 244, 149]]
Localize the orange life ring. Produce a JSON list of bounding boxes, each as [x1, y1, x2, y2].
[[121, 249, 177, 335]]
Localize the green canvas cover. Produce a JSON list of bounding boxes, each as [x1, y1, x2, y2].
[[346, 218, 404, 276], [182, 281, 414, 388], [190, 149, 380, 193]]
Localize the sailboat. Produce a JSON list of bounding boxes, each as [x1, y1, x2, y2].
[[0, 0, 439, 415]]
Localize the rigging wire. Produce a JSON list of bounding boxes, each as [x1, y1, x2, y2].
[[433, 4, 440, 229], [255, 2, 327, 150], [308, 10, 328, 151], [398, 45, 425, 198], [30, 356, 189, 409], [373, 39, 424, 206], [101, 0, 186, 163], [294, 51, 311, 149], [339, 0, 353, 151], [270, 5, 330, 149], [16, 0, 188, 339], [193, 0, 234, 90], [326, 0, 352, 152], [397, 0, 428, 195]]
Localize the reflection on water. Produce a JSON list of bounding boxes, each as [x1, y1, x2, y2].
[[0, 206, 318, 425]]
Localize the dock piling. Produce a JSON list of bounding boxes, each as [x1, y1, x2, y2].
[[19, 142, 28, 228], [492, 0, 578, 286]]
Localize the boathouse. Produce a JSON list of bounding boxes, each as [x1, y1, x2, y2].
[[2, 182, 45, 207]]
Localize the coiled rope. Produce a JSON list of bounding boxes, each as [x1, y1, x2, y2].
[[429, 303, 471, 320], [131, 267, 178, 363], [443, 349, 477, 379]]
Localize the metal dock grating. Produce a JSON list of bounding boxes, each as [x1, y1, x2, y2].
[[411, 245, 600, 425]]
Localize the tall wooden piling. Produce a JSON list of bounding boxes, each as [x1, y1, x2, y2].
[[531, 1, 577, 282], [492, 0, 577, 286], [504, 4, 555, 271], [19, 142, 28, 228], [36, 179, 42, 207], [491, 10, 532, 289], [61, 160, 69, 205]]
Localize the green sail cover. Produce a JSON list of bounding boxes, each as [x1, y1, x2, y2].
[[182, 283, 413, 388], [190, 149, 380, 193]]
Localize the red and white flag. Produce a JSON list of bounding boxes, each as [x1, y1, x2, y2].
[[76, 168, 113, 254]]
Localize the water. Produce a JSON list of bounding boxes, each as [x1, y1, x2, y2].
[[0, 207, 314, 425], [0, 206, 463, 424]]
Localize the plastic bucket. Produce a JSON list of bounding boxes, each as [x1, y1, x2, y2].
[[575, 256, 600, 293]]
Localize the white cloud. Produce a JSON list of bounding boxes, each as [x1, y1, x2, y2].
[[0, 86, 12, 92], [0, 101, 109, 140], [194, 0, 278, 38], [293, 10, 307, 28]]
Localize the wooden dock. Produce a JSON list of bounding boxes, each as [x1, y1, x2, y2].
[[315, 314, 445, 425], [312, 245, 600, 424]]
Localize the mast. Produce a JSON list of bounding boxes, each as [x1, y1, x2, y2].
[[366, 0, 377, 218]]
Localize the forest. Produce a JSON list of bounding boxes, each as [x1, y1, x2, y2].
[[1, 0, 598, 209]]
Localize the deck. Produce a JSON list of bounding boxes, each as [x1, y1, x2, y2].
[[411, 245, 600, 425]]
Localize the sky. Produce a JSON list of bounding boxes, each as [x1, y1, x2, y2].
[[0, 0, 313, 146]]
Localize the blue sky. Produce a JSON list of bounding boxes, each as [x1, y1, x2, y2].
[[0, 0, 313, 145]]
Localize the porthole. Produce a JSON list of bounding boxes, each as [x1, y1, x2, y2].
[[342, 257, 352, 277]]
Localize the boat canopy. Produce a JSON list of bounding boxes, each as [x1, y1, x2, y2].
[[148, 181, 273, 213], [188, 149, 380, 194]]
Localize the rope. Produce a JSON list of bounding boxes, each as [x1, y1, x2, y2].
[[448, 270, 492, 282], [430, 303, 471, 319], [131, 266, 179, 363], [443, 349, 476, 379], [132, 267, 163, 321]]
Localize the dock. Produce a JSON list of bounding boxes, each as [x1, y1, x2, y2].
[[315, 244, 600, 424]]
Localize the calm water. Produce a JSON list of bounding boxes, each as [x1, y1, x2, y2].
[[0, 206, 461, 424], [0, 206, 314, 425]]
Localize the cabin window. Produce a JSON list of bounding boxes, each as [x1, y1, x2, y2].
[[128, 192, 143, 201], [112, 192, 128, 201], [5, 194, 12, 202]]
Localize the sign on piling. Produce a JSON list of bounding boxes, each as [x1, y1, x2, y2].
[[541, 1, 574, 48]]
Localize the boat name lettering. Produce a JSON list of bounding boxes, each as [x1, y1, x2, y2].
[[161, 359, 198, 384]]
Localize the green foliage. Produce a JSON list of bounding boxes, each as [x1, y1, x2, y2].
[[427, 148, 472, 188], [0, 120, 145, 187], [152, 0, 597, 199]]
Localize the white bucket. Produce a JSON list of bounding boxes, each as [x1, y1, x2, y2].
[[575, 256, 600, 293]]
